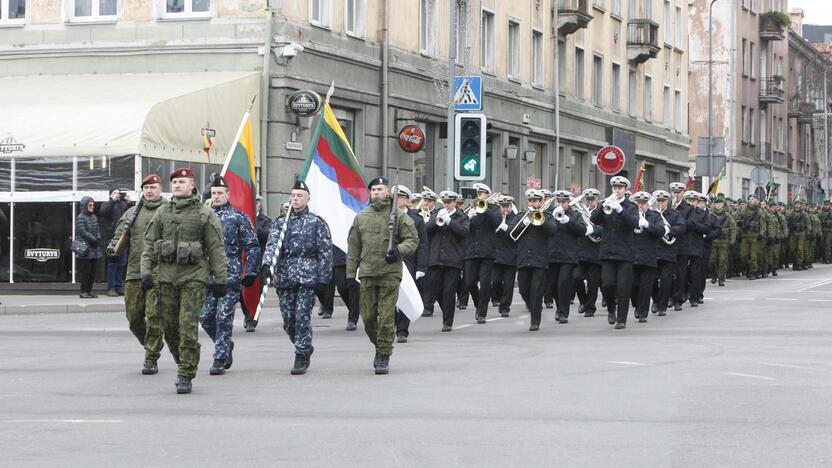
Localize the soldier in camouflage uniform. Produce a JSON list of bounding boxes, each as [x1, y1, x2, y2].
[[821, 201, 832, 263], [738, 195, 766, 279], [787, 200, 811, 270], [260, 180, 332, 375], [141, 167, 228, 394], [107, 173, 167, 375], [759, 201, 775, 278], [809, 205, 822, 267], [199, 176, 260, 376], [347, 177, 418, 374], [708, 196, 736, 286], [773, 203, 788, 275]]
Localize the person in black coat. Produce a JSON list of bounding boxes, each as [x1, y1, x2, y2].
[[395, 186, 429, 342], [463, 183, 502, 324], [683, 191, 711, 308], [590, 176, 640, 329], [425, 191, 470, 331], [99, 188, 131, 296], [669, 182, 695, 311], [574, 189, 603, 317], [548, 190, 588, 323], [514, 189, 557, 331], [651, 190, 687, 316], [76, 195, 103, 298], [491, 196, 518, 317], [629, 191, 666, 322], [689, 193, 721, 306]]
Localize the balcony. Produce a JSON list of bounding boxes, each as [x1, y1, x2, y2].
[[627, 19, 660, 63], [759, 11, 788, 41], [759, 77, 785, 105], [557, 0, 593, 36], [797, 102, 815, 124]]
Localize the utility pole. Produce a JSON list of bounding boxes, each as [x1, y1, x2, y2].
[[708, 0, 718, 191], [824, 63, 830, 200], [445, 0, 458, 191]]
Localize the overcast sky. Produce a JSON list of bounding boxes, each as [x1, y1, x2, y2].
[[789, 0, 832, 25]]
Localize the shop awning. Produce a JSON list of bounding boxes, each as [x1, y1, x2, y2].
[[0, 72, 260, 164]]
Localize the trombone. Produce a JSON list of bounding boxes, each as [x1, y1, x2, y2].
[[473, 192, 501, 213], [509, 197, 555, 241]]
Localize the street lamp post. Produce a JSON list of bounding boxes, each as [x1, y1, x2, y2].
[[824, 64, 830, 200], [708, 0, 718, 192]]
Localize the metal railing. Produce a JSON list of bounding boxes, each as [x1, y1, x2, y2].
[[760, 77, 785, 101], [558, 0, 590, 14], [627, 19, 659, 48]]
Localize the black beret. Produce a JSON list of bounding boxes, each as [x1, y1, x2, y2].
[[367, 176, 388, 189], [211, 176, 228, 189], [293, 180, 310, 193]]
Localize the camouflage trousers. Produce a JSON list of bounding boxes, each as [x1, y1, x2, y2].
[[160, 281, 206, 379], [200, 287, 241, 361], [359, 276, 400, 357], [789, 235, 808, 269], [708, 242, 730, 282], [277, 286, 315, 356], [124, 279, 169, 363], [740, 237, 761, 274], [823, 232, 832, 260]]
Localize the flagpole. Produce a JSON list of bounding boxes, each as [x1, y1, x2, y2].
[[220, 94, 258, 176]]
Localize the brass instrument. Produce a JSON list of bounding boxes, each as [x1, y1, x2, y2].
[[415, 199, 431, 222], [474, 192, 502, 213], [553, 206, 565, 221], [509, 198, 555, 241], [634, 209, 647, 234], [435, 208, 449, 226], [571, 194, 601, 243], [648, 196, 676, 245], [602, 194, 625, 214]]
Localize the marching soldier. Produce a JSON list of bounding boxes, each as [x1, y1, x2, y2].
[[630, 191, 665, 323], [464, 183, 502, 324], [684, 192, 710, 307], [141, 167, 228, 394], [708, 195, 736, 286], [574, 189, 603, 318], [692, 193, 720, 304], [548, 190, 587, 324], [739, 194, 767, 279], [107, 173, 167, 375], [541, 189, 555, 310], [651, 190, 686, 316], [809, 205, 821, 267], [669, 182, 694, 310], [821, 200, 832, 263], [199, 176, 260, 375], [514, 189, 556, 331], [456, 198, 470, 311], [260, 181, 333, 375], [425, 191, 470, 331], [347, 177, 418, 374], [788, 199, 811, 270], [392, 185, 428, 344], [590, 176, 640, 329], [491, 196, 518, 317]]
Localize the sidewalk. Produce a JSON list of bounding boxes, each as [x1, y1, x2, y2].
[[0, 294, 283, 315]]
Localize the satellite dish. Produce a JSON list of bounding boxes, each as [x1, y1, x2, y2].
[[750, 166, 769, 185]]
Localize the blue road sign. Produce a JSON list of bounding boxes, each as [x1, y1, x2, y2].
[[453, 76, 483, 111]]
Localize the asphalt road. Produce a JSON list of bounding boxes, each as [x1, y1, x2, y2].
[[2, 265, 832, 467]]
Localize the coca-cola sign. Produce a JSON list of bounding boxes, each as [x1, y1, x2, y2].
[[398, 125, 425, 153]]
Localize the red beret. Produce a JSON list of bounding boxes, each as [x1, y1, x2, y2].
[[170, 167, 195, 181], [141, 173, 161, 187]]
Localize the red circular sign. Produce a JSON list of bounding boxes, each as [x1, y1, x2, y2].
[[596, 145, 626, 175], [398, 125, 425, 153]]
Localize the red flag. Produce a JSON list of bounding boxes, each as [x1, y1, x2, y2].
[[633, 162, 646, 192]]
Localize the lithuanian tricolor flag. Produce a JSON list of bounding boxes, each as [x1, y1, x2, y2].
[[221, 107, 260, 317]]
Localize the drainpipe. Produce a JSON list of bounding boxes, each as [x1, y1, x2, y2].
[[553, 9, 560, 190], [728, 0, 737, 197], [381, 0, 390, 177], [260, 6, 273, 212]]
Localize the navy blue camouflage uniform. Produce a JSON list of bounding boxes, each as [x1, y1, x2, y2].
[[200, 203, 260, 361], [262, 206, 332, 357]]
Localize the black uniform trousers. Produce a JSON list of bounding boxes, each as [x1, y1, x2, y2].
[[574, 261, 601, 313], [430, 266, 461, 327], [517, 267, 547, 327], [465, 258, 494, 319], [631, 265, 657, 319], [652, 259, 676, 312], [315, 265, 360, 323], [456, 270, 469, 307], [490, 263, 516, 314], [601, 260, 634, 324], [396, 276, 427, 338], [548, 262, 575, 318], [543, 269, 554, 305], [672, 255, 690, 306], [688, 255, 707, 303]]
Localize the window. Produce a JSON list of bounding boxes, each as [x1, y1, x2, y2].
[[749, 107, 754, 144], [309, 0, 331, 27], [70, 0, 117, 21], [742, 39, 747, 76], [345, 0, 364, 37], [162, 0, 210, 19], [674, 89, 682, 131], [508, 19, 521, 79], [628, 65, 638, 116], [664, 0, 671, 44], [741, 106, 748, 142], [593, 54, 603, 106], [575, 47, 585, 99], [742, 178, 750, 198], [557, 40, 566, 91], [1, 0, 25, 25], [749, 42, 755, 78], [612, 62, 621, 111], [455, 1, 467, 64], [420, 0, 436, 55], [663, 85, 671, 128], [612, 0, 621, 16], [594, 0, 605, 9], [778, 118, 784, 150], [675, 6, 683, 47], [481, 9, 495, 73], [532, 29, 544, 86], [643, 75, 653, 121]]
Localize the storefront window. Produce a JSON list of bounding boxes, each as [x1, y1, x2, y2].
[[15, 157, 73, 192], [0, 160, 10, 192], [143, 157, 172, 180], [77, 154, 135, 191], [11, 203, 73, 282]]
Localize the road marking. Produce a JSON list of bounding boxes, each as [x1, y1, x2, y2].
[[761, 362, 823, 371], [724, 372, 776, 381], [4, 419, 123, 424], [485, 317, 503, 322], [766, 298, 797, 301], [607, 361, 653, 367], [454, 324, 472, 330], [797, 278, 832, 292], [807, 299, 832, 303]]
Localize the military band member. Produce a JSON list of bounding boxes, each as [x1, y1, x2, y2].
[[548, 190, 587, 324], [141, 167, 228, 394], [695, 193, 721, 303], [199, 176, 260, 375], [515, 189, 556, 331], [464, 183, 502, 324], [393, 185, 428, 344], [591, 176, 640, 329], [419, 189, 440, 317], [347, 177, 418, 374], [425, 191, 470, 332], [630, 191, 665, 323], [456, 197, 470, 311], [669, 182, 695, 310], [260, 181, 333, 375], [650, 190, 685, 316], [683, 192, 711, 307], [574, 189, 603, 317], [540, 189, 555, 309], [491, 196, 518, 317]]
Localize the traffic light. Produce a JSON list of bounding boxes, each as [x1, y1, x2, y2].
[[454, 113, 486, 181]]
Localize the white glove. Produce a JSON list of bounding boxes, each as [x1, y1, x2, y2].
[[638, 217, 649, 228], [522, 216, 531, 226], [415, 271, 425, 280], [663, 224, 671, 236], [441, 213, 451, 224], [498, 221, 509, 232], [613, 201, 623, 213], [468, 210, 476, 219], [585, 225, 595, 236], [558, 214, 570, 224]]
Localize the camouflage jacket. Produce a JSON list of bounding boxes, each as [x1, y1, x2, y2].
[[262, 206, 333, 288], [738, 205, 766, 239], [212, 203, 260, 289], [787, 210, 811, 237], [710, 208, 737, 244], [820, 209, 832, 232], [347, 196, 419, 281], [108, 197, 165, 281]]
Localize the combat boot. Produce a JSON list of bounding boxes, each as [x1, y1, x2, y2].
[[374, 354, 389, 375], [175, 376, 192, 394], [441, 325, 452, 332], [373, 351, 381, 369], [209, 359, 226, 375], [224, 341, 234, 369], [141, 359, 158, 375], [718, 280, 725, 286], [396, 333, 407, 343], [614, 322, 626, 329], [421, 309, 433, 317], [290, 354, 310, 375], [346, 321, 357, 331]]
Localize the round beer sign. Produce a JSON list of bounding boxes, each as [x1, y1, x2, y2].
[[288, 90, 322, 117]]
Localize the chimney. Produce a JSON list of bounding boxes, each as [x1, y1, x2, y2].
[[790, 8, 804, 37]]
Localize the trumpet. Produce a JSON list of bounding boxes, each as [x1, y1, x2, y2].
[[571, 194, 601, 242], [634, 209, 647, 234], [435, 208, 449, 226], [509, 198, 555, 241], [602, 194, 625, 214], [553, 205, 565, 221]]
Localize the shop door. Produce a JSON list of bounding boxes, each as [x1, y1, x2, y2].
[[13, 203, 73, 282]]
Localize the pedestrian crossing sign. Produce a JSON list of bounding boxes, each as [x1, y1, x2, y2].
[[453, 76, 483, 111]]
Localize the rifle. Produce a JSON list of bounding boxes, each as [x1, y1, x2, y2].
[[111, 197, 144, 256], [386, 169, 400, 258]]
